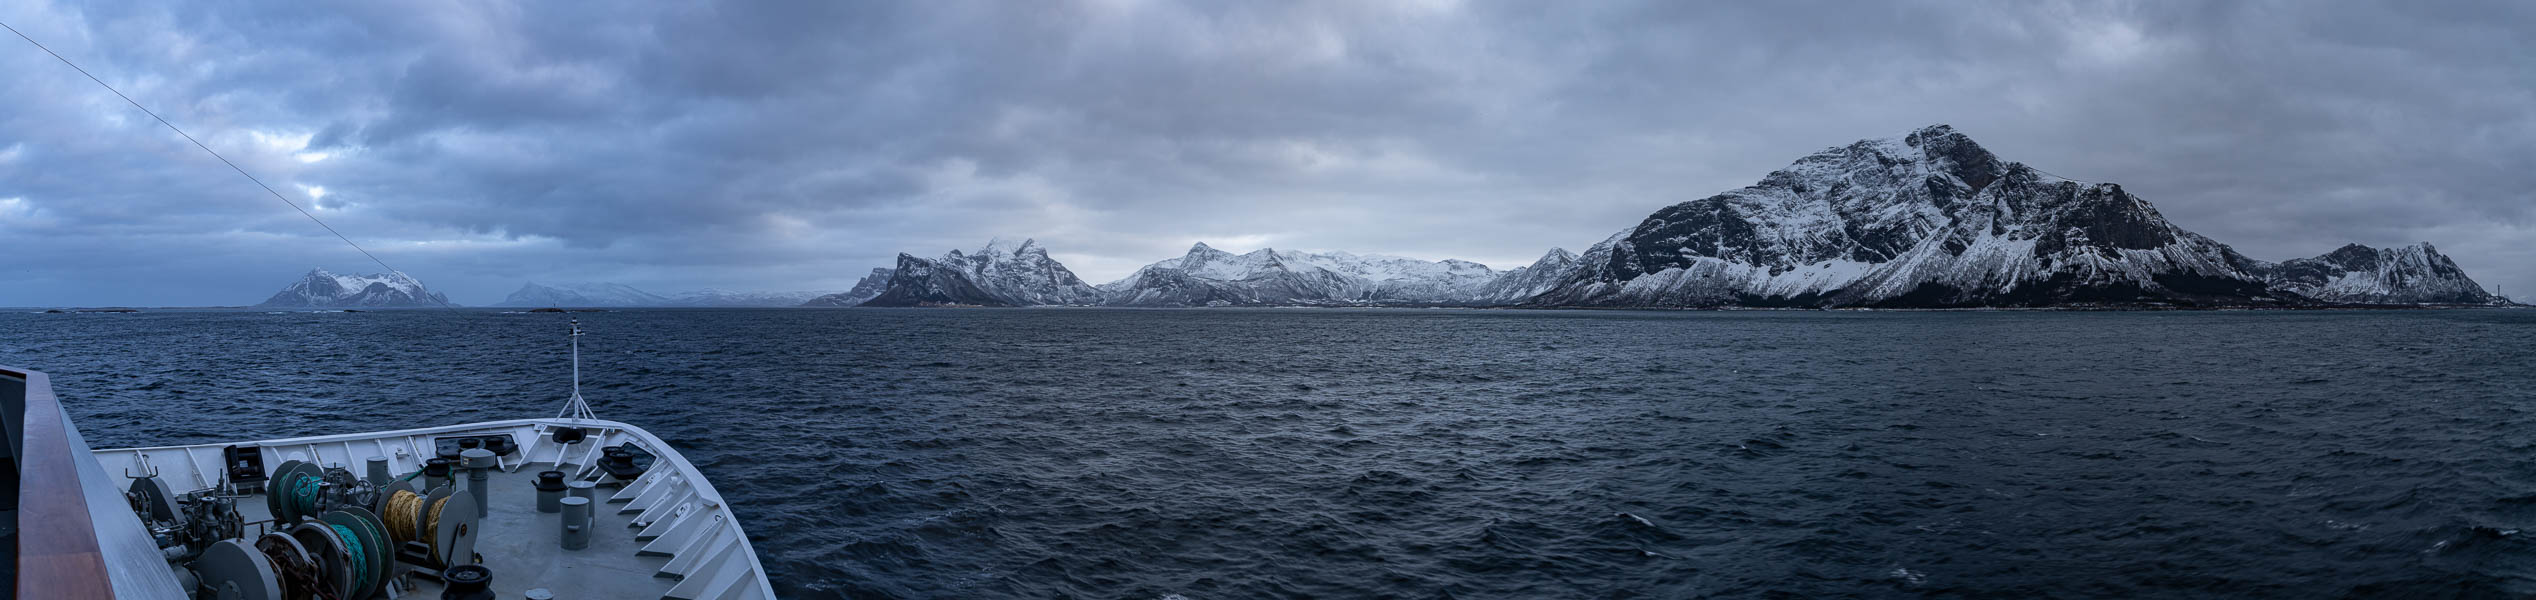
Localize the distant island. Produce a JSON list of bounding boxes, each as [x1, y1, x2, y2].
[[257, 269, 454, 308], [239, 274, 836, 309], [492, 282, 836, 308], [244, 126, 2511, 311]]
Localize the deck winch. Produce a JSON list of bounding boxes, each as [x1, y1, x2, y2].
[[126, 474, 244, 562], [67, 319, 774, 598], [132, 453, 505, 599], [264, 459, 381, 526]]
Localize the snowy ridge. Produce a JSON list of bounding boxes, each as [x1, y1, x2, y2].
[[1103, 242, 1498, 306], [1472, 248, 1578, 304], [861, 238, 1104, 306], [1532, 125, 2281, 307], [2244, 243, 2498, 305], [257, 268, 454, 308], [842, 126, 2499, 309], [495, 282, 672, 307], [665, 289, 840, 307], [494, 282, 838, 307]]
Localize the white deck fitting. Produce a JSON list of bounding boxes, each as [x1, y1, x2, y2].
[[93, 418, 775, 600]]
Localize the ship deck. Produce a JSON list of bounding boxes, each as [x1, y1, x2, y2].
[[89, 418, 773, 600], [230, 465, 668, 598]]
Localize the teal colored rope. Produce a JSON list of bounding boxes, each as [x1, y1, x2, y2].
[[330, 523, 369, 592], [290, 475, 323, 516]]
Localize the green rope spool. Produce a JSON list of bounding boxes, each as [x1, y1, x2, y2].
[[329, 523, 370, 593], [290, 474, 324, 516]]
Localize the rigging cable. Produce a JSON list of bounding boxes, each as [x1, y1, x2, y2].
[[0, 19, 458, 312]]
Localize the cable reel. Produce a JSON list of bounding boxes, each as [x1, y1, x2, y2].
[[380, 484, 478, 568], [265, 460, 330, 525], [320, 508, 393, 600], [194, 539, 282, 600], [251, 532, 319, 600], [287, 522, 356, 600]]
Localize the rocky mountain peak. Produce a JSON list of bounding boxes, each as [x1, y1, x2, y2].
[[847, 126, 2502, 310], [978, 237, 1045, 258], [2248, 242, 2492, 304], [862, 240, 1103, 306], [258, 268, 451, 308], [1901, 124, 2004, 193], [1539, 124, 2269, 307]]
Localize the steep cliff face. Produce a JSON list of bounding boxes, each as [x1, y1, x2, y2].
[[1530, 125, 2279, 308], [1102, 243, 1497, 306], [861, 239, 1103, 307], [258, 269, 454, 308], [2244, 243, 2498, 304]]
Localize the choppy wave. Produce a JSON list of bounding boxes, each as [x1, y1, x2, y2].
[[5, 307, 2534, 598]]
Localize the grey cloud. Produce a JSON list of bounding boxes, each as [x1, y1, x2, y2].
[[0, 0, 2529, 306]]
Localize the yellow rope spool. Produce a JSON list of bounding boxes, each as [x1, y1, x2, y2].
[[382, 487, 456, 564], [424, 495, 450, 562], [382, 489, 423, 545]]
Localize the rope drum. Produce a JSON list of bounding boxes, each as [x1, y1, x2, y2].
[[382, 489, 422, 546], [426, 495, 451, 560], [381, 487, 460, 566], [290, 475, 324, 516], [252, 533, 319, 600], [328, 523, 370, 594]]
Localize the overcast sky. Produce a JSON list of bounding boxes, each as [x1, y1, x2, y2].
[[2, 0, 2529, 306]]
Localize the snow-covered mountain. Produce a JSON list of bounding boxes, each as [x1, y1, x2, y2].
[[492, 282, 832, 307], [1526, 125, 2287, 308], [257, 269, 453, 308], [2243, 243, 2498, 305], [845, 126, 2500, 310], [862, 239, 1104, 306], [801, 268, 896, 307], [1102, 243, 1498, 306], [1472, 248, 1579, 305], [494, 282, 671, 307], [663, 289, 839, 307]]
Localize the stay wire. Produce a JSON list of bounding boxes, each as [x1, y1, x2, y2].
[[1, 19, 459, 312]]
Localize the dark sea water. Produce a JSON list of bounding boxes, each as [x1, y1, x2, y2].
[[4, 307, 2534, 598]]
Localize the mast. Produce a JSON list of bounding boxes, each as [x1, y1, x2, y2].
[[571, 317, 581, 400], [557, 317, 596, 422]]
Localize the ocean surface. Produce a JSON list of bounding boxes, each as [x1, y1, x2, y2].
[[4, 307, 2533, 598]]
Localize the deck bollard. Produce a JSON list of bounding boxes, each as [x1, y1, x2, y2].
[[535, 470, 568, 513], [424, 457, 452, 490], [560, 496, 592, 550], [460, 448, 496, 518], [365, 455, 389, 486]]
